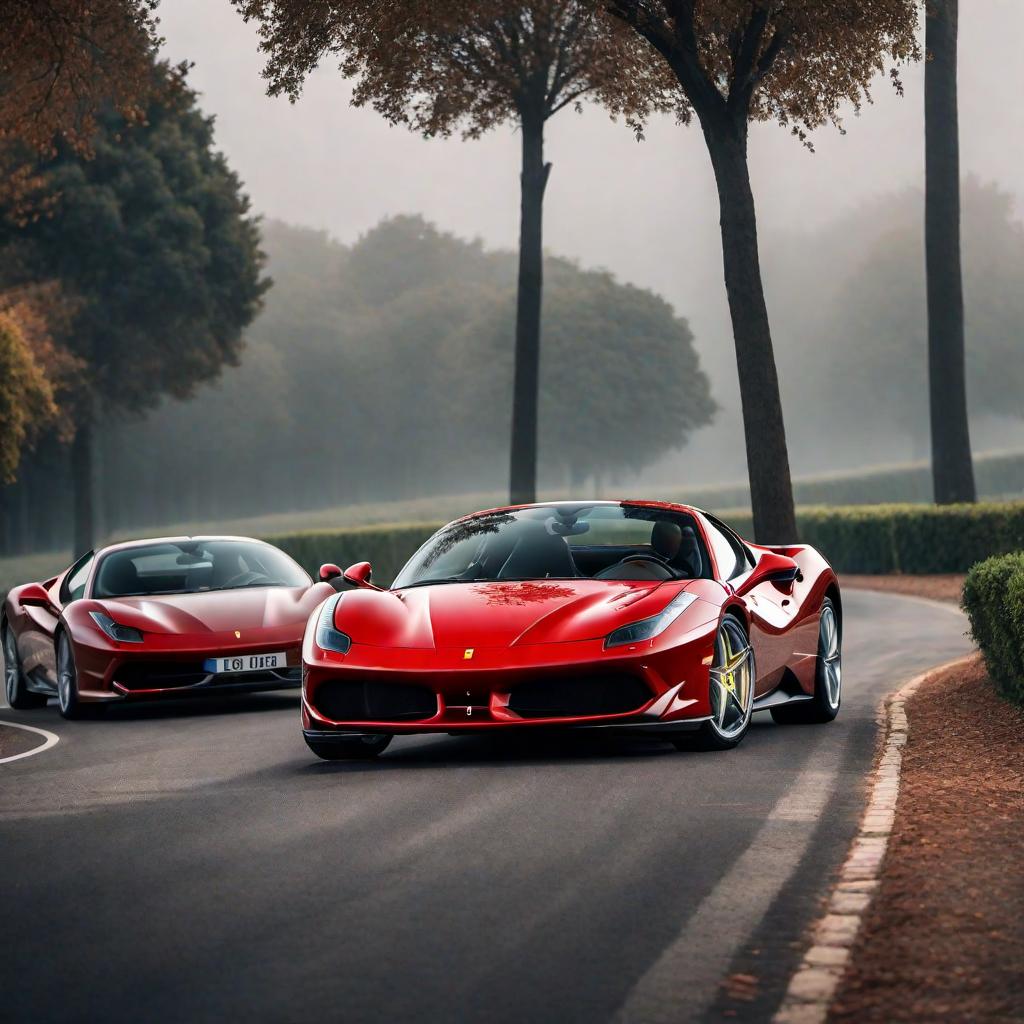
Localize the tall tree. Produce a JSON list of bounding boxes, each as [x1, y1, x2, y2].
[[603, 1, 919, 541], [925, 0, 974, 503], [232, 0, 669, 504], [0, 64, 269, 551]]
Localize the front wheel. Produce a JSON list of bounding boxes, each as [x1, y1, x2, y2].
[[771, 597, 842, 725], [4, 624, 47, 709], [56, 632, 91, 720], [675, 613, 755, 751], [305, 733, 392, 761]]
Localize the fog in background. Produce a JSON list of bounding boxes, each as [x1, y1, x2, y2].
[[153, 1, 1024, 492]]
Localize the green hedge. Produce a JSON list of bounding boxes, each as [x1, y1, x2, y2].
[[265, 501, 1024, 584], [962, 553, 1024, 706], [269, 522, 439, 587], [675, 449, 1024, 510], [790, 501, 1024, 574]]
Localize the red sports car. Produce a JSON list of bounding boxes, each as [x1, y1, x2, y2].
[[3, 536, 341, 719], [301, 501, 842, 759]]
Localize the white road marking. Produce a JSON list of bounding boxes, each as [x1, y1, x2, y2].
[[0, 719, 60, 764], [614, 736, 849, 1024]]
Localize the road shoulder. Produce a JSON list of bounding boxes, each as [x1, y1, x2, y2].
[[828, 654, 1023, 1023]]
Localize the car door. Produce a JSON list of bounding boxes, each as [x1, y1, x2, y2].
[[703, 517, 796, 696]]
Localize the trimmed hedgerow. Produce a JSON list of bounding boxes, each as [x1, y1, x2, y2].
[[269, 522, 439, 588], [962, 553, 1024, 706], [263, 501, 1024, 585]]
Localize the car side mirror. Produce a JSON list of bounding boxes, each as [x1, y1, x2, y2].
[[733, 552, 802, 598], [319, 563, 343, 583], [19, 582, 52, 608], [343, 561, 379, 590]]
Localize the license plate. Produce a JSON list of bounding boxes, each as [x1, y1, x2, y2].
[[204, 651, 287, 674]]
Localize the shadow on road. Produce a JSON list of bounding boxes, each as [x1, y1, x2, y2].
[[294, 715, 787, 774], [101, 690, 299, 721]]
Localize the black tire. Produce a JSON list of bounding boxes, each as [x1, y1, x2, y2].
[[56, 631, 91, 720], [3, 622, 47, 709], [674, 612, 755, 751], [305, 733, 392, 761], [771, 597, 842, 725]]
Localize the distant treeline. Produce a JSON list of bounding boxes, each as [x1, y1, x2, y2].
[[0, 216, 714, 555]]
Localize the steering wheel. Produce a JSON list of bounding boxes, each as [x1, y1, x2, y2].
[[595, 554, 677, 580]]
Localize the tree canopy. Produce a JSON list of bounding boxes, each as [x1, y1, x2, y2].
[[234, 0, 670, 135], [0, 215, 715, 551], [604, 0, 920, 141], [821, 180, 1024, 451], [0, 306, 57, 484], [0, 0, 164, 156], [0, 64, 269, 418]]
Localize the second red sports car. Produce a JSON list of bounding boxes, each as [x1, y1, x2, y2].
[[3, 536, 341, 718], [301, 501, 842, 759]]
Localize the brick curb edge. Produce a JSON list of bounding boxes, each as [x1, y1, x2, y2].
[[771, 654, 978, 1024]]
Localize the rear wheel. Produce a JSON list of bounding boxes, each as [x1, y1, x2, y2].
[[305, 733, 392, 761], [4, 623, 47, 709], [674, 613, 755, 751], [771, 597, 842, 725]]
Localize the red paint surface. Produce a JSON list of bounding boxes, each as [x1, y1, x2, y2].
[[302, 501, 838, 736]]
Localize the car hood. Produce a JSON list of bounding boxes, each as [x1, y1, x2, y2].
[[98, 584, 332, 636], [335, 579, 702, 648]]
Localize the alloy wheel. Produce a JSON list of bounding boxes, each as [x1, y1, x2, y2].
[[4, 628, 18, 704], [819, 603, 842, 710], [709, 617, 754, 740], [57, 635, 73, 714]]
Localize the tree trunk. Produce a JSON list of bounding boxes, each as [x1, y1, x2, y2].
[[702, 116, 798, 542], [925, 0, 975, 504], [71, 419, 95, 554], [508, 111, 551, 506]]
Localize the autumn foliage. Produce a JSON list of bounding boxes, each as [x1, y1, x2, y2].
[[0, 0, 163, 156], [234, 0, 672, 133]]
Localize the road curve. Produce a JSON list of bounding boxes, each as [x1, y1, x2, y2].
[[0, 590, 971, 1023]]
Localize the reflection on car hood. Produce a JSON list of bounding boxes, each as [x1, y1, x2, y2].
[[335, 578, 705, 648], [98, 585, 331, 635]]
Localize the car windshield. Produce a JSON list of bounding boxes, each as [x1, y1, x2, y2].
[[93, 540, 310, 598], [391, 504, 709, 588]]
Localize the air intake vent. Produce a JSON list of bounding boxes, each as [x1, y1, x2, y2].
[[508, 674, 651, 719], [315, 680, 438, 722], [114, 661, 209, 690]]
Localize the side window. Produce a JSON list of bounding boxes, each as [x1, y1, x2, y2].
[[60, 552, 95, 605], [703, 519, 752, 581]]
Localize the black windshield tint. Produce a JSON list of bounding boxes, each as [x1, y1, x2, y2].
[[391, 505, 709, 587], [93, 540, 310, 598]]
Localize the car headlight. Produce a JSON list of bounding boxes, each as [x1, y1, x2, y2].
[[316, 595, 352, 654], [605, 591, 699, 648], [90, 611, 144, 643]]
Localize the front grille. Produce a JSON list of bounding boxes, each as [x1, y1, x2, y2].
[[314, 679, 438, 722], [114, 661, 209, 690], [113, 662, 301, 691], [507, 674, 651, 719]]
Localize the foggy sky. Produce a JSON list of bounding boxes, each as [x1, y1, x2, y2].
[[157, 1, 1024, 480]]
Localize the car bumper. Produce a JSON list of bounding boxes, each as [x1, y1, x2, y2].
[[301, 622, 719, 735], [74, 637, 304, 702]]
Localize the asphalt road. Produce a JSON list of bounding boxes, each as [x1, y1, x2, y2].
[[0, 590, 971, 1024]]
